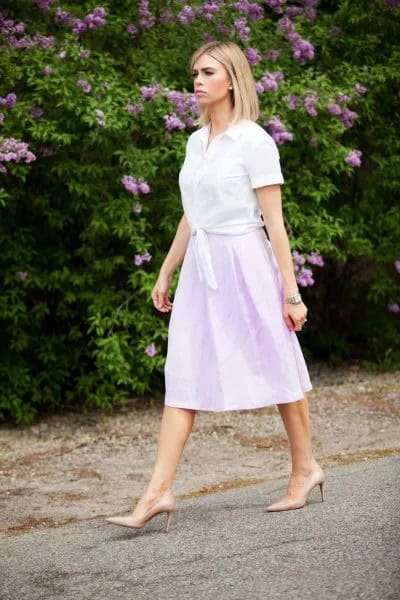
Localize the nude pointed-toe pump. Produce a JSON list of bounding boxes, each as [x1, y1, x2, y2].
[[266, 465, 325, 512], [106, 490, 176, 532]]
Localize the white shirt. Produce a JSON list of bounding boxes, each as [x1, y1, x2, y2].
[[178, 119, 284, 289]]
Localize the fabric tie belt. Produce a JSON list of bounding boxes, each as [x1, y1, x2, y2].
[[191, 226, 218, 290], [190, 222, 265, 291]]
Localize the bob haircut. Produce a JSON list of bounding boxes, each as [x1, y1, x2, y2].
[[189, 40, 260, 128]]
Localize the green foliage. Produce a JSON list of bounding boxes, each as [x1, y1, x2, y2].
[[0, 0, 399, 424]]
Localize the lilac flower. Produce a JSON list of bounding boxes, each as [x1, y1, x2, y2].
[[296, 267, 314, 287], [265, 48, 281, 62], [394, 260, 400, 274], [132, 202, 142, 213], [234, 17, 250, 42], [164, 114, 186, 131], [43, 65, 53, 76], [307, 251, 324, 267], [327, 103, 342, 116], [76, 78, 91, 93], [341, 108, 358, 129], [291, 35, 315, 64], [28, 106, 44, 119], [122, 176, 139, 195], [292, 250, 306, 265], [145, 342, 157, 357], [354, 83, 367, 96], [122, 176, 151, 195], [245, 47, 262, 66], [304, 94, 318, 117], [255, 82, 264, 94], [178, 5, 196, 25], [80, 49, 91, 59], [345, 149, 362, 168], [140, 86, 157, 101], [329, 25, 342, 36], [284, 94, 302, 110], [127, 23, 138, 35], [126, 102, 144, 114], [0, 138, 36, 165], [388, 303, 400, 314], [18, 271, 28, 280], [0, 112, 4, 124], [337, 92, 350, 104], [0, 93, 17, 108], [134, 251, 152, 266], [138, 0, 156, 29], [264, 0, 286, 13], [0, 164, 7, 174], [36, 0, 55, 9], [260, 71, 284, 92], [265, 116, 294, 144]]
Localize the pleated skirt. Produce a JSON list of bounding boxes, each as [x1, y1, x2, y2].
[[164, 228, 312, 411]]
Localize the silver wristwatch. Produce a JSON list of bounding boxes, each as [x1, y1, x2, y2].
[[285, 293, 302, 304]]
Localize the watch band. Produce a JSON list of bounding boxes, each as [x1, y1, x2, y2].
[[285, 293, 302, 304]]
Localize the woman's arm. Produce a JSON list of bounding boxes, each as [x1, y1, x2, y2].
[[151, 213, 191, 312], [255, 184, 307, 331], [160, 213, 191, 277]]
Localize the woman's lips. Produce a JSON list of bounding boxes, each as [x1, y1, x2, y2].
[[195, 91, 206, 95]]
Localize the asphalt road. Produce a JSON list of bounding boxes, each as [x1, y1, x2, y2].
[[1, 454, 399, 600]]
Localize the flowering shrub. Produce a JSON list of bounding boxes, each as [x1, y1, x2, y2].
[[0, 0, 399, 424]]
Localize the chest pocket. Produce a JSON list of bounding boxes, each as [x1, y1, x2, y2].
[[219, 157, 248, 179]]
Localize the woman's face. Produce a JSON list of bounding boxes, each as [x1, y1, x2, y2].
[[192, 54, 232, 105]]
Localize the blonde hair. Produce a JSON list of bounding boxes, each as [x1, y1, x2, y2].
[[189, 41, 260, 128]]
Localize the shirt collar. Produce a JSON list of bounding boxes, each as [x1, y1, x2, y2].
[[198, 119, 249, 144]]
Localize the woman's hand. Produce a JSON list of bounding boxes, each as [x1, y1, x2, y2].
[[151, 270, 174, 312], [283, 301, 308, 332]]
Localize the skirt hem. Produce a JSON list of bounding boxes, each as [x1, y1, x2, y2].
[[164, 385, 312, 412]]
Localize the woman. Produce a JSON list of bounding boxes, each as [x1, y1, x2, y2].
[[106, 41, 325, 532]]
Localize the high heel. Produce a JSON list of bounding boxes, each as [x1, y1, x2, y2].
[[106, 490, 176, 532], [266, 465, 325, 512]]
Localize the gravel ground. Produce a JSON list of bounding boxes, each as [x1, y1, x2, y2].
[[1, 361, 399, 538]]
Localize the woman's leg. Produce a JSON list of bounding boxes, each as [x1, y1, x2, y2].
[[277, 393, 318, 476], [131, 405, 196, 516], [271, 393, 322, 506]]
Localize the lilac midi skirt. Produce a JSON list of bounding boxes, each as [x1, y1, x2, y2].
[[164, 228, 312, 411]]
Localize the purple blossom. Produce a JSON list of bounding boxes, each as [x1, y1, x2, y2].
[[284, 94, 302, 110], [260, 71, 284, 92], [304, 94, 318, 117], [76, 78, 91, 93], [0, 112, 4, 124], [132, 202, 142, 213], [307, 251, 324, 266], [178, 5, 196, 25], [0, 138, 36, 167], [245, 47, 262, 66], [265, 48, 281, 62], [28, 106, 44, 119], [36, 0, 55, 9], [354, 83, 367, 96], [394, 260, 400, 274], [126, 102, 144, 114], [337, 92, 350, 104], [341, 108, 358, 129], [140, 85, 157, 100], [127, 23, 138, 35], [264, 0, 286, 13], [138, 0, 156, 29], [122, 175, 151, 195], [329, 25, 342, 36], [18, 271, 28, 281], [43, 65, 52, 76], [296, 267, 314, 287], [134, 251, 152, 266], [388, 303, 400, 314], [164, 114, 186, 132], [80, 49, 91, 59], [0, 93, 17, 108], [292, 250, 306, 265], [234, 17, 250, 42], [265, 116, 294, 144], [345, 149, 362, 168], [145, 342, 157, 357], [327, 103, 342, 116]]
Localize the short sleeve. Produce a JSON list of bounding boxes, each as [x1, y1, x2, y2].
[[243, 133, 284, 189]]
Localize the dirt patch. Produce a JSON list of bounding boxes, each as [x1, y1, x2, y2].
[[1, 361, 399, 538]]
